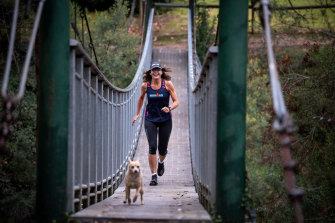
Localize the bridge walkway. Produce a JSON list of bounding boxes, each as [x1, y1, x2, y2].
[[71, 48, 212, 222]]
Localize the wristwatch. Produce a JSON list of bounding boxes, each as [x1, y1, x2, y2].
[[168, 106, 172, 112]]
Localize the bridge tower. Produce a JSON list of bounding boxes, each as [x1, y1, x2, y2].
[[36, 0, 69, 222], [217, 0, 248, 221]]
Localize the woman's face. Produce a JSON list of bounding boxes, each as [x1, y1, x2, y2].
[[150, 68, 162, 80]]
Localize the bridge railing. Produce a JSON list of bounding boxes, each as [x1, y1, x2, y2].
[[66, 8, 154, 213], [187, 9, 218, 212]]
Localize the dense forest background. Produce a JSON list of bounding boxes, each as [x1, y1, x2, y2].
[[0, 0, 334, 222]]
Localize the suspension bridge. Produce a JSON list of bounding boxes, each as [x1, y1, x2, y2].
[[1, 0, 304, 222]]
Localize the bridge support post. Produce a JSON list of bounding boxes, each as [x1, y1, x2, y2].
[[143, 0, 153, 42], [36, 0, 69, 222], [189, 0, 195, 27], [216, 0, 248, 221]]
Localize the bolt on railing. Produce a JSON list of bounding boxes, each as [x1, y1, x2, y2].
[[66, 8, 154, 213]]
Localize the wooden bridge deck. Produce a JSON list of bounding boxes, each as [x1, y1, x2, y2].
[[71, 49, 211, 222]]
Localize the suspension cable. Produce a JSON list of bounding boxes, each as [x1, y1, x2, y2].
[[261, 0, 287, 121], [260, 1, 304, 222], [1, 0, 46, 102], [2, 0, 19, 99], [81, 7, 99, 67], [0, 0, 46, 155], [74, 3, 77, 39], [71, 5, 82, 44]]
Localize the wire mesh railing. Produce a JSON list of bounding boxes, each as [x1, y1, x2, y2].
[[187, 8, 218, 213], [66, 8, 154, 213]]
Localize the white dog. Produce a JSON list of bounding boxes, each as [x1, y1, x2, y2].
[[124, 158, 144, 205]]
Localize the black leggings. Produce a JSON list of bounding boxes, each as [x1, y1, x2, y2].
[[144, 119, 172, 156]]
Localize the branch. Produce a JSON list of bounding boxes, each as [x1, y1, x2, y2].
[[287, 0, 308, 21]]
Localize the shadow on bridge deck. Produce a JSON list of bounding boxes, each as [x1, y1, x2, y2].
[[71, 49, 211, 222]]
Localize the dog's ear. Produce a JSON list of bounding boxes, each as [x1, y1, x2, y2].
[[136, 158, 140, 162], [128, 158, 132, 163]]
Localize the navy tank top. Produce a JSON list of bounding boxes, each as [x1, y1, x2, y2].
[[145, 79, 171, 122]]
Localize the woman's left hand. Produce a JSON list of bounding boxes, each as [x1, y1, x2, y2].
[[161, 107, 170, 113]]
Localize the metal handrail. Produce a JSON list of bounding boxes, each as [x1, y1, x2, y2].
[[187, 8, 218, 212], [1, 0, 46, 101], [0, 0, 46, 155], [68, 6, 154, 94], [261, 1, 304, 222], [261, 1, 287, 122], [67, 8, 154, 213]]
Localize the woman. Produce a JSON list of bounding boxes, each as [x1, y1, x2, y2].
[[132, 62, 179, 186]]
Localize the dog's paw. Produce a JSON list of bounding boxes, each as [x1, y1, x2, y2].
[[141, 200, 144, 205], [133, 196, 138, 203], [128, 198, 131, 204]]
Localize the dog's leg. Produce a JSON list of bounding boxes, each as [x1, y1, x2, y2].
[[140, 187, 144, 205], [124, 186, 128, 204], [127, 187, 131, 204], [124, 187, 131, 204], [123, 187, 128, 203], [133, 188, 139, 203]]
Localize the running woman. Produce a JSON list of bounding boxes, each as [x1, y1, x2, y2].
[[132, 62, 179, 185]]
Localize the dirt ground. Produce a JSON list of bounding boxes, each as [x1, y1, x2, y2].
[[129, 12, 334, 51], [149, 33, 333, 53]]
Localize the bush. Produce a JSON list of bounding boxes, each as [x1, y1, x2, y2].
[[246, 44, 335, 222], [0, 1, 141, 221], [88, 0, 141, 88], [281, 45, 335, 221], [196, 7, 216, 63], [0, 73, 37, 223]]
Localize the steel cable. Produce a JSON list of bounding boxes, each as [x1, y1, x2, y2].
[[0, 0, 46, 155], [261, 0, 287, 123], [1, 0, 46, 102], [260, 1, 304, 222]]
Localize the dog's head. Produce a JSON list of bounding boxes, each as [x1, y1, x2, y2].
[[128, 158, 141, 174]]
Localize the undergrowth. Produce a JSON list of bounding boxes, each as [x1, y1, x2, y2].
[[246, 43, 335, 222], [0, 72, 37, 223]]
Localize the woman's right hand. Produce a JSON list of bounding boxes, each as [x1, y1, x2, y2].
[[132, 114, 139, 126]]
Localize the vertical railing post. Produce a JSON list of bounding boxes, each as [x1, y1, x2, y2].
[[216, 0, 248, 221], [36, 0, 69, 222]]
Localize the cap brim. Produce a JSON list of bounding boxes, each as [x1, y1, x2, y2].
[[151, 66, 162, 70]]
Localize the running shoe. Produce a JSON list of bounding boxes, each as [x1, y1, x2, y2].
[[150, 174, 158, 186]]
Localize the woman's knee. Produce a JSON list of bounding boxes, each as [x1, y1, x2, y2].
[[149, 146, 157, 155], [158, 148, 168, 156]]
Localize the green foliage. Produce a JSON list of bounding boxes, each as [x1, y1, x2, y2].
[[280, 45, 335, 221], [0, 1, 140, 222], [0, 3, 37, 221], [86, 0, 141, 88], [0, 72, 37, 223], [246, 52, 291, 221], [71, 0, 116, 12], [246, 45, 335, 221], [154, 0, 173, 14], [196, 7, 217, 63], [249, 0, 335, 34]]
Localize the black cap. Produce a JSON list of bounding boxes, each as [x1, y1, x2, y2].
[[150, 62, 162, 70]]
